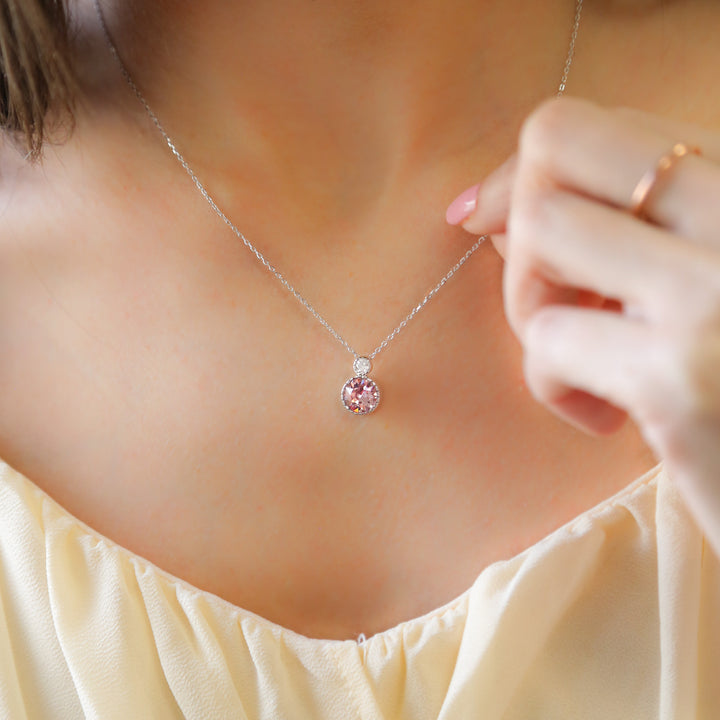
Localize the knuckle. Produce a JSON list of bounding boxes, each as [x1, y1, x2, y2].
[[636, 325, 720, 442], [625, 342, 678, 442], [519, 96, 578, 166], [657, 261, 720, 327], [634, 333, 719, 467], [525, 305, 575, 357], [507, 183, 559, 250]]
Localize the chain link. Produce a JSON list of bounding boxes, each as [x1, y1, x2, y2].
[[93, 0, 583, 362], [558, 0, 584, 96]]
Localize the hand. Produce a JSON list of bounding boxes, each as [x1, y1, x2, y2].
[[447, 96, 720, 556]]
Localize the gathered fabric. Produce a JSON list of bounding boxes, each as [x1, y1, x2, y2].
[[0, 459, 718, 719]]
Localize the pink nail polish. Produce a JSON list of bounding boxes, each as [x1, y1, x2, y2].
[[445, 183, 481, 225]]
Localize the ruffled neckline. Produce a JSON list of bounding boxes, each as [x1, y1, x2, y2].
[[0, 456, 664, 652]]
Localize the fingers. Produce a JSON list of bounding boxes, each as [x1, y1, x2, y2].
[[614, 105, 720, 161], [504, 186, 720, 338], [442, 91, 720, 540], [515, 97, 720, 241], [522, 305, 657, 435], [447, 97, 720, 246], [489, 233, 507, 259], [458, 154, 517, 237]]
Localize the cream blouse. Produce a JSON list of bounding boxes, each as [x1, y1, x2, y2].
[[0, 458, 718, 719]]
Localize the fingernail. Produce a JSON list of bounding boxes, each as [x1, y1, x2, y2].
[[445, 183, 481, 225]]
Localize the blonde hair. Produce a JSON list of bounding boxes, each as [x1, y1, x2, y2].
[[0, 0, 75, 159]]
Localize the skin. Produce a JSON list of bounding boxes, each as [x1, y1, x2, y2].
[[0, 0, 717, 640], [463, 99, 720, 555]]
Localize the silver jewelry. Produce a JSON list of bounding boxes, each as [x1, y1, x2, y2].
[[93, 0, 583, 415]]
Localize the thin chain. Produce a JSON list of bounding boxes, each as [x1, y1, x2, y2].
[[93, 0, 583, 361], [558, 0, 584, 96]]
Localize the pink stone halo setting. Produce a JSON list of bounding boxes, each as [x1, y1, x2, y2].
[[341, 356, 380, 415]]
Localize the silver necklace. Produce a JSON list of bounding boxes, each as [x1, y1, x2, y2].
[[93, 0, 584, 415]]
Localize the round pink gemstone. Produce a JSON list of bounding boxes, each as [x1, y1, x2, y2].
[[341, 376, 380, 415]]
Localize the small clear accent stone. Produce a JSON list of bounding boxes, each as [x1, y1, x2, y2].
[[341, 376, 380, 415], [353, 356, 372, 376]]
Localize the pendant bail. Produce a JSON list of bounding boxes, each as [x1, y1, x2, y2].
[[353, 356, 372, 377]]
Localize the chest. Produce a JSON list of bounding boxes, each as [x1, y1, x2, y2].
[[1, 8, 715, 637], [0, 180, 661, 638]]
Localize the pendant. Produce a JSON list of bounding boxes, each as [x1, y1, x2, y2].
[[341, 357, 380, 415]]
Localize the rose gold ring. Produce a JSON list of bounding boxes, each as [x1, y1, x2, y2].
[[629, 142, 702, 220]]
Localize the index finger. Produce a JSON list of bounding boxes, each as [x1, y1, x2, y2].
[[517, 96, 720, 237]]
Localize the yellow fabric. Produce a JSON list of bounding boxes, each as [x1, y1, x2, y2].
[[0, 458, 718, 720]]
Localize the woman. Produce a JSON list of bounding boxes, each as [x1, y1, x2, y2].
[[0, 0, 718, 717]]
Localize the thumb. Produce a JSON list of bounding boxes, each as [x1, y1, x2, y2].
[[445, 153, 517, 237], [488, 233, 508, 260]]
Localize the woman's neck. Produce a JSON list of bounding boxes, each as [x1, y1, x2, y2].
[[84, 0, 581, 221]]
